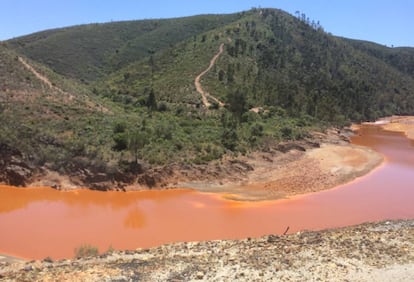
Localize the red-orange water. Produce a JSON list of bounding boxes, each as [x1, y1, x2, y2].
[[0, 124, 413, 259]]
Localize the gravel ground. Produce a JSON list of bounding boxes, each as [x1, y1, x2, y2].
[[1, 220, 413, 281]]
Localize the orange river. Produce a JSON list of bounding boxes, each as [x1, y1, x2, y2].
[[0, 124, 413, 260]]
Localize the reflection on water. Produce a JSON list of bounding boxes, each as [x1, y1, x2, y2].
[[0, 125, 413, 259], [124, 208, 145, 229]]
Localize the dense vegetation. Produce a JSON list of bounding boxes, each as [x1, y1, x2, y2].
[[96, 9, 414, 122], [2, 8, 414, 185]]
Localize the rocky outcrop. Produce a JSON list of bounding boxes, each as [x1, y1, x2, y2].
[[0, 143, 34, 186]]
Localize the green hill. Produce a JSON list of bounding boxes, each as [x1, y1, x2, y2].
[[8, 13, 242, 82], [0, 43, 117, 180], [2, 8, 414, 188], [97, 8, 414, 122]]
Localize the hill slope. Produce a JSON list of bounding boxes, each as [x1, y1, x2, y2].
[[9, 8, 414, 122], [8, 13, 242, 82], [2, 8, 414, 189], [98, 8, 414, 122], [0, 43, 122, 187]]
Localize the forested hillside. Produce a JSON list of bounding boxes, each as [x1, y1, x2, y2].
[[2, 8, 414, 188], [97, 8, 414, 123], [8, 14, 242, 82]]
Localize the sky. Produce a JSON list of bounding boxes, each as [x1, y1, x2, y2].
[[0, 0, 413, 47]]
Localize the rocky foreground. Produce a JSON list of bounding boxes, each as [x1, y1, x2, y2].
[[1, 220, 413, 281]]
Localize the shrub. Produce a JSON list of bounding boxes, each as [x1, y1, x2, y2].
[[113, 122, 127, 134], [157, 102, 168, 112], [74, 244, 99, 258], [106, 244, 115, 254], [112, 132, 128, 151]]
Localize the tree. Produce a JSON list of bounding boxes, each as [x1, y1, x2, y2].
[[249, 122, 264, 145], [147, 89, 157, 112], [128, 130, 148, 164], [226, 88, 248, 123], [227, 64, 235, 83], [112, 122, 128, 151], [220, 112, 238, 151], [218, 70, 225, 81]]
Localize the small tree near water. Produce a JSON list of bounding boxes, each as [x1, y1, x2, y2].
[[128, 130, 149, 165]]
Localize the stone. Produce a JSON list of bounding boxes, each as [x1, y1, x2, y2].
[[196, 271, 204, 279]]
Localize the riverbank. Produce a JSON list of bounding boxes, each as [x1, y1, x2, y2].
[[163, 128, 384, 201], [1, 219, 413, 281], [178, 142, 383, 201], [10, 116, 414, 203], [1, 127, 385, 202], [380, 116, 414, 140], [1, 119, 413, 277], [129, 117, 412, 201]]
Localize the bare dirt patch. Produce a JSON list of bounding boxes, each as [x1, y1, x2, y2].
[[379, 116, 414, 140], [176, 130, 383, 201]]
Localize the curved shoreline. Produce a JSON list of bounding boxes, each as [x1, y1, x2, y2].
[[168, 117, 414, 201], [178, 142, 384, 201], [7, 117, 414, 202], [381, 116, 414, 140], [6, 128, 385, 202]]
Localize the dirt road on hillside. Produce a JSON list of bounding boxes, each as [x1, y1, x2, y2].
[[18, 57, 69, 96], [18, 56, 109, 113], [194, 44, 225, 108]]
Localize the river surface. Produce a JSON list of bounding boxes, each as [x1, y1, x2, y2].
[[0, 124, 413, 259]]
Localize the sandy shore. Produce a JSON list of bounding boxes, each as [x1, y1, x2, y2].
[[379, 116, 414, 140], [182, 116, 414, 201], [180, 135, 383, 201]]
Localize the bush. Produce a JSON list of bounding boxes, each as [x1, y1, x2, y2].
[[112, 132, 128, 151], [113, 122, 127, 134], [74, 244, 99, 258], [157, 102, 168, 112]]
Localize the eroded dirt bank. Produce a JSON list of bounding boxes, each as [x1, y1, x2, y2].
[[7, 115, 414, 201], [0, 127, 384, 201], [165, 128, 383, 201], [1, 220, 413, 281], [376, 115, 414, 140]]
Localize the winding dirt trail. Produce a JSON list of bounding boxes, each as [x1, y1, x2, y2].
[[194, 44, 225, 108], [18, 57, 70, 98], [18, 56, 110, 113]]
